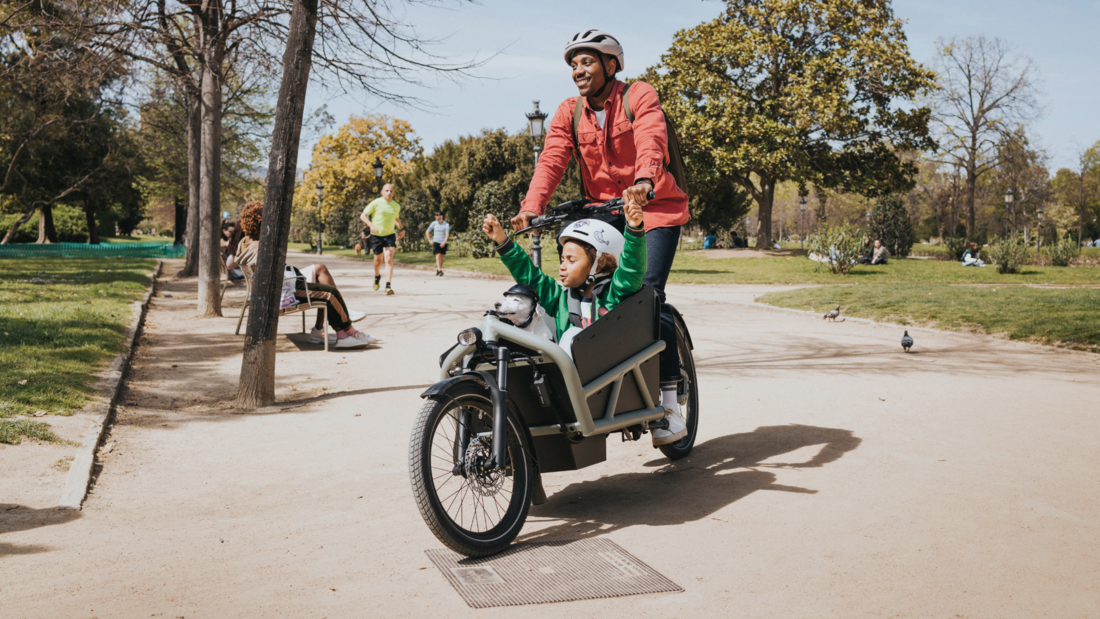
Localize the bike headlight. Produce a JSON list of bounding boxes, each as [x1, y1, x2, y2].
[[457, 328, 482, 347]]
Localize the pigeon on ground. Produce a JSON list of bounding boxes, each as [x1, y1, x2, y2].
[[823, 305, 840, 321], [901, 331, 913, 352]]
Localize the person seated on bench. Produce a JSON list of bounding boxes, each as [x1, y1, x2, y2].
[[481, 199, 687, 445], [232, 201, 376, 349]]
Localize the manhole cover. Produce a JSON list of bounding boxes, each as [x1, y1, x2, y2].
[[425, 539, 682, 608]]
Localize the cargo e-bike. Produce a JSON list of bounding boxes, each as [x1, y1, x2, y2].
[[408, 196, 698, 557]]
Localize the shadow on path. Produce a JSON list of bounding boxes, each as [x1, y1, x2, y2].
[[0, 505, 82, 557], [521, 424, 860, 542]]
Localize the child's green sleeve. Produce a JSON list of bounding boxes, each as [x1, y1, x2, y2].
[[606, 226, 647, 307]]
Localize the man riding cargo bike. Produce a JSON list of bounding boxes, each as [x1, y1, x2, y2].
[[513, 29, 691, 443], [408, 30, 699, 557]]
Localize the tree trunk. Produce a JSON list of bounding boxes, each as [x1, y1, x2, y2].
[[36, 205, 58, 244], [965, 158, 977, 239], [196, 44, 224, 317], [236, 0, 320, 409], [1, 204, 37, 244], [753, 179, 775, 249], [1079, 175, 1086, 249], [173, 195, 185, 245], [814, 188, 828, 224], [180, 86, 203, 276], [85, 204, 100, 244]]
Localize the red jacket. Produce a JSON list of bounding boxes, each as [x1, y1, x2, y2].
[[520, 80, 690, 232]]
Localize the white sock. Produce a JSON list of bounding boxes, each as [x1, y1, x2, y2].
[[660, 386, 679, 413]]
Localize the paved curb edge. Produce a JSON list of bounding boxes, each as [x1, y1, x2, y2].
[[59, 259, 162, 510]]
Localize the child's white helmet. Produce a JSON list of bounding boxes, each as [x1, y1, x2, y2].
[[558, 219, 625, 284]]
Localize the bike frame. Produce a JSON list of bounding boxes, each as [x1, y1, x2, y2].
[[435, 315, 667, 469]]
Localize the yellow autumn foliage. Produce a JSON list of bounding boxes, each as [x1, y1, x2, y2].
[[293, 114, 422, 221]]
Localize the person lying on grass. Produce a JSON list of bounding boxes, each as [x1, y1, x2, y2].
[[481, 198, 687, 445]]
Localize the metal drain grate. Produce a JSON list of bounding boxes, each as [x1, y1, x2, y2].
[[425, 539, 683, 608]]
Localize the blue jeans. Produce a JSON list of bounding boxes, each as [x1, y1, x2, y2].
[[644, 226, 683, 383]]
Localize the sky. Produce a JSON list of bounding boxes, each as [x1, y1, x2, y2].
[[300, 0, 1100, 173]]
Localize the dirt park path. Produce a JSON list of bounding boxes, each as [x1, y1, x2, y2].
[[4, 253, 1100, 618]]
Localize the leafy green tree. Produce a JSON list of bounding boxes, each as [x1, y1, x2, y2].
[[869, 194, 915, 257], [399, 128, 584, 233], [643, 0, 935, 248], [987, 129, 1050, 239], [297, 113, 422, 224], [1050, 142, 1100, 246], [0, 0, 129, 244], [396, 190, 433, 252], [690, 182, 753, 237]]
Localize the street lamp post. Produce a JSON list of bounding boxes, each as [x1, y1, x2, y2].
[[315, 180, 324, 255], [1004, 188, 1014, 237], [372, 157, 384, 195], [526, 101, 549, 270], [799, 197, 806, 250]]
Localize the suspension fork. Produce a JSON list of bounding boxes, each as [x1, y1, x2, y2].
[[454, 406, 471, 475], [491, 345, 510, 469]]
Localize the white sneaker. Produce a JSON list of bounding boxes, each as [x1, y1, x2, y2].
[[348, 309, 367, 323], [307, 328, 336, 345], [335, 331, 378, 349], [651, 407, 687, 446]]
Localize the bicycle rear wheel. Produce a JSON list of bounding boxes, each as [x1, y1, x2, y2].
[[659, 315, 698, 460]]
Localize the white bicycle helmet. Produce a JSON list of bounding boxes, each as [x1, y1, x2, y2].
[[564, 30, 624, 72], [559, 219, 625, 284]]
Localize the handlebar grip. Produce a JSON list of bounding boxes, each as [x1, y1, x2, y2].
[[529, 215, 548, 227], [647, 190, 655, 200]]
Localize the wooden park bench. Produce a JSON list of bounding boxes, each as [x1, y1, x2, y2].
[[234, 264, 330, 352]]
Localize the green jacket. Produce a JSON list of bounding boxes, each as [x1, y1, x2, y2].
[[497, 226, 647, 340]]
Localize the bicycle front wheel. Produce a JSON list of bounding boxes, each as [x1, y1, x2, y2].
[[408, 382, 532, 557]]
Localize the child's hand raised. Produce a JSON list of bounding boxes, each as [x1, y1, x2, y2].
[[482, 214, 507, 244], [624, 197, 644, 229]]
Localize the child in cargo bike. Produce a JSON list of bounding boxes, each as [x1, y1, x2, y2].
[[481, 198, 687, 445]]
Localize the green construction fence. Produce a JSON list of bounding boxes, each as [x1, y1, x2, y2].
[[0, 242, 186, 259]]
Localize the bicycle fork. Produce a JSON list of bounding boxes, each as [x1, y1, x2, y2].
[[490, 345, 509, 469]]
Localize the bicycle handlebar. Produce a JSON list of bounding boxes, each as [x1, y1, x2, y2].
[[515, 191, 655, 236]]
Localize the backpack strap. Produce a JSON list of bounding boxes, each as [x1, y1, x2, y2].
[[571, 97, 588, 199], [622, 82, 634, 123], [571, 96, 584, 150], [566, 279, 612, 328]]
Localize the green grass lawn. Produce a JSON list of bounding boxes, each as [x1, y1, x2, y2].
[[667, 252, 1100, 286], [0, 257, 155, 433], [757, 285, 1100, 352], [295, 243, 1100, 286], [290, 241, 1099, 353]]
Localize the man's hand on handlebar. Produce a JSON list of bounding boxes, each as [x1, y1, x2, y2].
[[510, 211, 538, 232], [482, 214, 508, 245], [622, 180, 653, 210]]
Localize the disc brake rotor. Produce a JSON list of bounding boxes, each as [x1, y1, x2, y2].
[[463, 437, 505, 497]]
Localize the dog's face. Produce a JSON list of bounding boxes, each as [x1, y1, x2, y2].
[[495, 294, 536, 327]]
